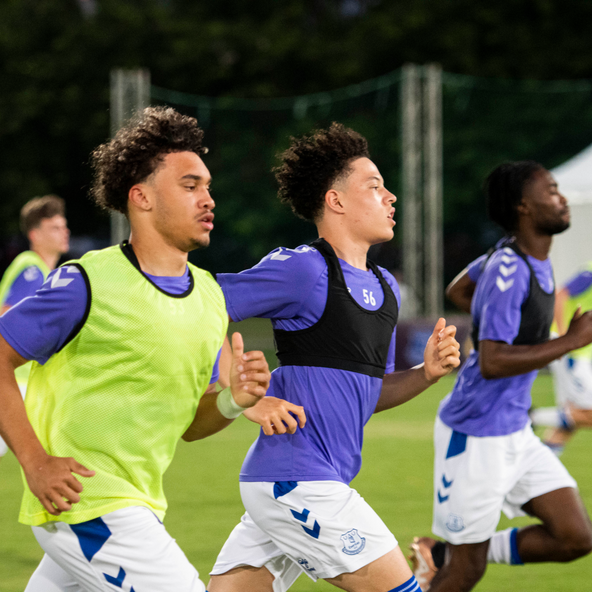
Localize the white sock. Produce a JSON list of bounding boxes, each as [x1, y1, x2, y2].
[[487, 528, 523, 565], [530, 406, 561, 428]]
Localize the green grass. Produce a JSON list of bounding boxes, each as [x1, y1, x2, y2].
[[1, 319, 591, 590]]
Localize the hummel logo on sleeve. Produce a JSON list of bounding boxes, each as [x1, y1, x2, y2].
[[270, 248, 291, 262], [50, 267, 77, 289], [499, 264, 517, 277], [496, 277, 514, 293]]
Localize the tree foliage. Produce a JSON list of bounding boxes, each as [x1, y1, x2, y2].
[[2, 0, 592, 277]]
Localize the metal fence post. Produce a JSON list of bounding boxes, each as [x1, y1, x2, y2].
[[109, 69, 151, 245]]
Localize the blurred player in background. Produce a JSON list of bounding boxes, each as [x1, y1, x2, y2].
[[208, 123, 461, 592], [0, 195, 69, 461], [410, 162, 592, 591], [530, 266, 592, 455], [0, 106, 272, 592]]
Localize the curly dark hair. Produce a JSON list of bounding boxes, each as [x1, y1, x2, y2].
[[274, 122, 370, 222], [485, 160, 545, 233], [90, 106, 206, 215]]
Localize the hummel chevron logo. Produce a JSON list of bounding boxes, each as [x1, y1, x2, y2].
[[291, 508, 321, 539], [291, 508, 310, 522], [51, 267, 75, 289], [442, 474, 453, 488], [500, 254, 516, 265], [499, 264, 517, 277], [271, 248, 291, 261], [496, 277, 514, 292], [437, 491, 449, 503]]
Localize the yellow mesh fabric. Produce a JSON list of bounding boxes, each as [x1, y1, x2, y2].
[[562, 263, 592, 360], [0, 251, 51, 387], [19, 245, 227, 525]]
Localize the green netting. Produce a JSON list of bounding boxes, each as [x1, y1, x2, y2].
[[151, 69, 592, 284], [151, 71, 403, 274]]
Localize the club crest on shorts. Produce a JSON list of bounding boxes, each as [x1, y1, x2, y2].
[[340, 529, 366, 555], [446, 513, 465, 532]]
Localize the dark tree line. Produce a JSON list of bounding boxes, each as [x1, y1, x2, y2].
[[2, 0, 592, 278]]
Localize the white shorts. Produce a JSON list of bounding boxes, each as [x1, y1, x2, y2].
[[432, 417, 577, 545], [25, 506, 205, 592], [0, 383, 26, 457], [550, 356, 592, 410], [211, 480, 397, 590]]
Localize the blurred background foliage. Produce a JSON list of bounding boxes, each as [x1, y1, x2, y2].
[[2, 0, 592, 286]]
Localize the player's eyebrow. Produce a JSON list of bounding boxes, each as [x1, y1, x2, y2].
[[366, 175, 382, 183], [181, 174, 212, 183]]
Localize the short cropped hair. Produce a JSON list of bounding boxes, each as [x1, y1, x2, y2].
[[485, 161, 545, 233], [20, 195, 65, 235], [274, 122, 370, 222], [90, 106, 206, 215]]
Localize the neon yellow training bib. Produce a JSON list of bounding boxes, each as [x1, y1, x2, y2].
[[19, 244, 227, 525], [0, 251, 51, 387]]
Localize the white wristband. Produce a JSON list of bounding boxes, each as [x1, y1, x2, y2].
[[216, 387, 246, 419]]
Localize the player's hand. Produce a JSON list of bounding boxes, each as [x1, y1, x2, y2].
[[423, 318, 461, 383], [229, 332, 271, 409], [23, 452, 95, 516], [565, 306, 592, 350], [243, 396, 306, 436]]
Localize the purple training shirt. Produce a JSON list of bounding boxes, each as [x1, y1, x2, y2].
[[439, 246, 554, 437], [217, 244, 401, 485], [565, 270, 592, 297], [0, 263, 220, 383], [3, 266, 46, 306]]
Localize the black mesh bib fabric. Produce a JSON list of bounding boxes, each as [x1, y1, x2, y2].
[[274, 238, 399, 379], [472, 241, 555, 349]]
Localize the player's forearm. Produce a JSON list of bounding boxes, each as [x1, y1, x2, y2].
[[0, 363, 47, 469], [479, 335, 582, 379], [375, 364, 435, 413], [182, 392, 234, 441], [446, 269, 475, 314]]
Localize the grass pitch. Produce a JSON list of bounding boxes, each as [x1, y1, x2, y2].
[[1, 319, 591, 590]]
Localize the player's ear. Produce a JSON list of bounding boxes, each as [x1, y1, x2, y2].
[[516, 199, 529, 216], [128, 184, 153, 213], [325, 188, 345, 215]]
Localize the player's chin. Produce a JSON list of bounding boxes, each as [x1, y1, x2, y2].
[[190, 233, 211, 250]]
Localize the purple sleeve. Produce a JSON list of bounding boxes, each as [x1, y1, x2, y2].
[[4, 266, 45, 306], [477, 253, 530, 344], [0, 266, 87, 363], [216, 247, 325, 322], [466, 254, 487, 283], [209, 348, 221, 384], [379, 267, 401, 374], [565, 271, 592, 297]]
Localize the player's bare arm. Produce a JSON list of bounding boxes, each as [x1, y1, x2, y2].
[[446, 268, 475, 313], [375, 318, 460, 413], [480, 307, 592, 379], [183, 332, 271, 441], [553, 286, 571, 335], [0, 333, 94, 516]]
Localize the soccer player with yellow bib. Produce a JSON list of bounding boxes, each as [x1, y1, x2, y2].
[[0, 107, 275, 592], [0, 195, 69, 460]]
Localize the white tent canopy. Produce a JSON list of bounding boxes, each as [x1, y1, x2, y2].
[[550, 145, 592, 286]]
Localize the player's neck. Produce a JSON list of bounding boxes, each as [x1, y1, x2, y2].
[[128, 230, 188, 277], [31, 246, 60, 270], [512, 231, 552, 261], [317, 228, 369, 270]]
